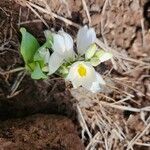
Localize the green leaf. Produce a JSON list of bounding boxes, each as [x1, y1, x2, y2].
[[20, 28, 40, 64], [31, 62, 47, 80]]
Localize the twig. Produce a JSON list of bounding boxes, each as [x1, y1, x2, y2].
[[18, 19, 42, 26], [81, 0, 91, 26], [43, 0, 54, 20], [85, 132, 103, 150], [18, 7, 22, 26], [96, 38, 150, 66], [135, 142, 150, 147], [100, 101, 150, 112], [112, 78, 145, 97], [27, 1, 80, 28], [77, 104, 92, 140], [0, 67, 25, 75], [127, 123, 150, 150], [141, 18, 146, 47], [7, 71, 26, 98], [26, 2, 49, 28]]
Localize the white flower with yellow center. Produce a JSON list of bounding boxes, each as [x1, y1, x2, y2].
[[66, 61, 105, 93], [48, 25, 96, 75]]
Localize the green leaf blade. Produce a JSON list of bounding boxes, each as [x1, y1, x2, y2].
[[20, 28, 40, 64]]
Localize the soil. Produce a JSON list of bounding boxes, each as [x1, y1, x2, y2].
[[0, 114, 84, 150], [0, 0, 150, 149], [0, 1, 81, 149]]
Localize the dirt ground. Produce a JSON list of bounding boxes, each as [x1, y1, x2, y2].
[[0, 114, 84, 150], [0, 0, 150, 150]]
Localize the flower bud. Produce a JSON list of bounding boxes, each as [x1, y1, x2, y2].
[[85, 44, 97, 60], [90, 57, 100, 66], [95, 49, 112, 62]]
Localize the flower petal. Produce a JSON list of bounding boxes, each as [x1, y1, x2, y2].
[[48, 52, 64, 75], [89, 72, 105, 93], [52, 33, 66, 54], [59, 30, 75, 60], [58, 30, 73, 52], [77, 26, 96, 55], [95, 72, 106, 85]]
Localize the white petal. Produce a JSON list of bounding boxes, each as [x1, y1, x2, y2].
[[52, 31, 75, 60], [89, 82, 101, 93], [59, 30, 75, 60], [95, 72, 106, 85], [82, 62, 96, 82], [77, 26, 96, 55], [89, 72, 105, 93], [52, 33, 66, 54], [66, 62, 78, 81], [100, 52, 113, 62], [66, 63, 82, 88], [48, 52, 64, 75], [58, 30, 73, 51], [71, 78, 82, 88]]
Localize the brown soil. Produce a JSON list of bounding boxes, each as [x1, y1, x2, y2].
[[0, 114, 84, 150], [0, 0, 150, 149]]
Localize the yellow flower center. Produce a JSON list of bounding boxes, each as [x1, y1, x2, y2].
[[78, 64, 87, 77]]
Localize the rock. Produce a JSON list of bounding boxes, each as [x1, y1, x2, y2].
[[0, 114, 84, 150]]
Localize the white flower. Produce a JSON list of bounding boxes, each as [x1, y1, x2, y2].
[[48, 30, 75, 75], [66, 61, 105, 93], [77, 25, 96, 55], [48, 26, 96, 75]]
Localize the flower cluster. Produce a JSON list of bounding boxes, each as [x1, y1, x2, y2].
[[20, 26, 112, 93]]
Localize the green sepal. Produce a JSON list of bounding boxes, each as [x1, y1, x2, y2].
[[31, 62, 47, 80]]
